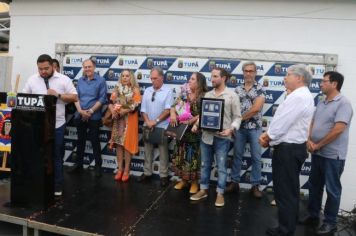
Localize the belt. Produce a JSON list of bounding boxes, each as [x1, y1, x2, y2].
[[274, 142, 306, 149]]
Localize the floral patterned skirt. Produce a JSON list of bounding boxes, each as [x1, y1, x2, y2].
[[109, 116, 127, 148], [172, 140, 200, 181]]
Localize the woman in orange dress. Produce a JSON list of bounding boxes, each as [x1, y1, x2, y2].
[[108, 69, 141, 182]]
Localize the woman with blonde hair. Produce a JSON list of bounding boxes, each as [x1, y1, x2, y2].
[[109, 69, 141, 182]]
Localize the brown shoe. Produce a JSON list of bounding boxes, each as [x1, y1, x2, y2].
[[225, 182, 240, 194], [215, 194, 225, 207], [250, 185, 262, 199], [174, 180, 188, 190], [189, 181, 199, 194], [190, 190, 208, 201]]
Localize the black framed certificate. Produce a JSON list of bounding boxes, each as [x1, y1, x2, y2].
[[199, 98, 224, 131], [164, 123, 189, 141]]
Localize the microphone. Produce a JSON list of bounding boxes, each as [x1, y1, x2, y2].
[[44, 78, 49, 89]]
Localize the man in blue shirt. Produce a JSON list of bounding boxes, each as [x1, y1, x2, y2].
[[300, 71, 353, 235], [138, 67, 173, 187], [70, 58, 107, 177]]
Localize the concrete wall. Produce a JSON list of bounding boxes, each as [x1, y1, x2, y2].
[[0, 55, 12, 92], [8, 0, 356, 210]]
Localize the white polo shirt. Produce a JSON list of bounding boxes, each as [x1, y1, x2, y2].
[[22, 71, 77, 128]]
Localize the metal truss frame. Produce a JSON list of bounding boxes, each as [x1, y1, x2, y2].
[[0, 17, 10, 32], [55, 43, 338, 69]]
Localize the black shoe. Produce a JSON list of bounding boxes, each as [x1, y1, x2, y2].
[[225, 182, 240, 194], [137, 174, 152, 182], [316, 223, 337, 235], [67, 165, 83, 174], [95, 167, 102, 178], [160, 177, 169, 187], [299, 215, 319, 226], [266, 227, 282, 236]]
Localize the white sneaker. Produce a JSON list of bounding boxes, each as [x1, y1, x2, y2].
[[54, 191, 62, 196]]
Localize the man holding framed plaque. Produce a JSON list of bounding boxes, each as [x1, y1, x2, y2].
[[190, 67, 241, 207]]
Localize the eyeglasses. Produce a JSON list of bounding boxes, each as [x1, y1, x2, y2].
[[151, 91, 156, 102], [285, 73, 293, 77], [243, 70, 256, 73]]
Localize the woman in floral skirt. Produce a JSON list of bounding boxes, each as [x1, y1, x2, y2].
[[170, 72, 208, 194], [109, 69, 141, 182]]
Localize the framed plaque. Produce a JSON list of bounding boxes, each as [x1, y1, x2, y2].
[[199, 98, 224, 131], [164, 123, 189, 141]]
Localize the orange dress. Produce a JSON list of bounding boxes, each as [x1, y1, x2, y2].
[[109, 87, 141, 154]]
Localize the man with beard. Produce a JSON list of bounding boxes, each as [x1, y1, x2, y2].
[[23, 54, 78, 196], [190, 67, 241, 207]]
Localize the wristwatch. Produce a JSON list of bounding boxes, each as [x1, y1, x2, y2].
[[155, 118, 160, 123]]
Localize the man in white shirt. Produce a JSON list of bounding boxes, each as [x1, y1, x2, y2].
[[23, 54, 78, 196], [259, 64, 314, 236]]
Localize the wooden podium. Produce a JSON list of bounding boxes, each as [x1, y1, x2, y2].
[[10, 93, 56, 209]]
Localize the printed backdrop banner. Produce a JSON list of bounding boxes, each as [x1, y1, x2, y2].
[[62, 54, 325, 192]]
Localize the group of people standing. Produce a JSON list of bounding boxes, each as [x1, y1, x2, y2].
[[259, 66, 353, 236], [23, 54, 353, 236]]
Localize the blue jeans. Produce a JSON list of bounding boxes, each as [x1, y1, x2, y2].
[[200, 136, 231, 194], [231, 128, 262, 185], [308, 154, 345, 226], [54, 124, 66, 191]]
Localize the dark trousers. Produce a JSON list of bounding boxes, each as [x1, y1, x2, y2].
[[272, 142, 307, 235], [76, 119, 102, 168], [308, 154, 345, 226], [54, 124, 65, 190]]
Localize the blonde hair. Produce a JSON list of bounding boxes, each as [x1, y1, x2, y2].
[[120, 69, 139, 89]]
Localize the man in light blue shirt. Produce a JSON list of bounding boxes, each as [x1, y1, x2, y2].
[[300, 71, 353, 235], [138, 67, 173, 187], [69, 58, 107, 178]]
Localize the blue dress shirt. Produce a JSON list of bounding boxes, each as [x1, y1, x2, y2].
[[76, 73, 107, 120]]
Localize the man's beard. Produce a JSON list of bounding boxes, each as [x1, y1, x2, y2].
[[212, 81, 221, 89], [43, 71, 54, 80]]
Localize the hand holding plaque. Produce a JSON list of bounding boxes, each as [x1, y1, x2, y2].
[[199, 98, 224, 131]]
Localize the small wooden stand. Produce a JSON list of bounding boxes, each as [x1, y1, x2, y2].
[[0, 74, 20, 172], [0, 151, 10, 171]]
